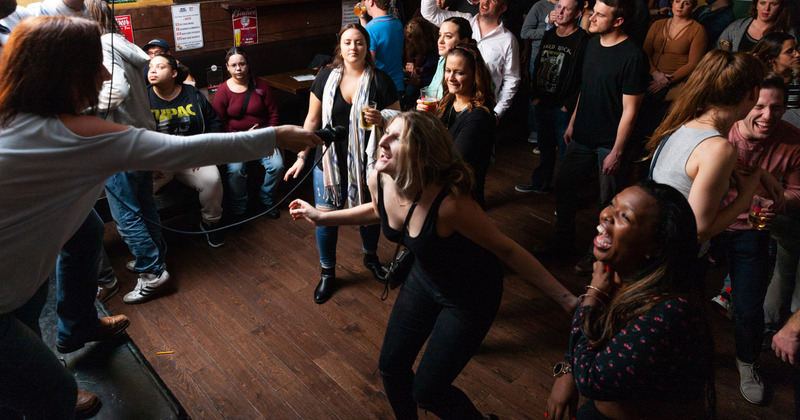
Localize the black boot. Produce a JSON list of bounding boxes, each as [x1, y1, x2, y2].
[[363, 253, 388, 284], [314, 267, 336, 304]]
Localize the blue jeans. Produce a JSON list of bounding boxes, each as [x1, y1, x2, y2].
[[721, 229, 772, 363], [312, 166, 379, 268], [1, 282, 77, 419], [529, 105, 569, 189], [106, 171, 165, 274], [378, 265, 502, 419], [56, 210, 103, 345], [554, 141, 632, 244], [227, 150, 285, 215]]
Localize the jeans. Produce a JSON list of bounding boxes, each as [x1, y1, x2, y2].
[[529, 105, 569, 189], [379, 265, 502, 419], [0, 282, 77, 419], [554, 141, 632, 244], [56, 210, 102, 345], [106, 171, 166, 274], [152, 166, 223, 224], [765, 214, 800, 324], [227, 150, 285, 215], [721, 229, 772, 363], [312, 166, 379, 268]]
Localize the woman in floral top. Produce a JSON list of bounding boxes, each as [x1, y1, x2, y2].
[[547, 180, 715, 419]]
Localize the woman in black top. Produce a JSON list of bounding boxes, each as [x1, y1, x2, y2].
[[289, 111, 577, 418], [284, 23, 401, 304], [417, 43, 495, 207]]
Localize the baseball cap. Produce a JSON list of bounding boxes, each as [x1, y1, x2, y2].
[[142, 38, 169, 52]]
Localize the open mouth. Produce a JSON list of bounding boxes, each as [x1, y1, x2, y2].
[[594, 224, 612, 250]]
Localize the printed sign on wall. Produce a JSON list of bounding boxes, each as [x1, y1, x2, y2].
[[232, 8, 258, 46], [171, 3, 204, 51], [341, 0, 361, 26], [115, 15, 134, 43]]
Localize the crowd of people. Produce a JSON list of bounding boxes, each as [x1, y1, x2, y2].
[[2, 0, 800, 418]]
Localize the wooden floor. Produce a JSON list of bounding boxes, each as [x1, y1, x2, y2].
[[105, 123, 795, 419]]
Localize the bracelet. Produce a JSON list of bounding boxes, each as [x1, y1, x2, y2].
[[297, 154, 307, 160], [578, 293, 605, 308], [586, 285, 610, 299]]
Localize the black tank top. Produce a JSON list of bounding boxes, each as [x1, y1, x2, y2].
[[377, 176, 503, 298]]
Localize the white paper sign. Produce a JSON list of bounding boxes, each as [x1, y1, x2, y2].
[[171, 4, 204, 51], [341, 0, 360, 27]]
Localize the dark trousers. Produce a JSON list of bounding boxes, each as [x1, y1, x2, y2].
[[721, 229, 772, 363], [554, 141, 632, 244], [529, 105, 569, 190], [378, 266, 502, 419]]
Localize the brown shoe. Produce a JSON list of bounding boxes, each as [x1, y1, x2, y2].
[[75, 390, 100, 417], [56, 315, 130, 353]]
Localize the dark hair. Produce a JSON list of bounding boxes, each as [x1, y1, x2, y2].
[[442, 16, 472, 41], [761, 73, 789, 105], [583, 180, 700, 347], [152, 53, 188, 86], [436, 44, 495, 115], [750, 32, 796, 68], [404, 16, 438, 62], [85, 0, 119, 35], [224, 46, 255, 86], [328, 23, 375, 70], [647, 50, 765, 157], [374, 0, 391, 11], [748, 0, 793, 33], [0, 16, 104, 126], [599, 0, 634, 29]]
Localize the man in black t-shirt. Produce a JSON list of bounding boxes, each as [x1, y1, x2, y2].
[[539, 0, 648, 270], [516, 0, 590, 194]]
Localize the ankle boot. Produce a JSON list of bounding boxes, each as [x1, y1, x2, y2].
[[363, 253, 388, 284], [314, 267, 336, 304]]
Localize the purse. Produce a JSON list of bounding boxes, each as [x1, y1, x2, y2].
[[381, 197, 420, 301]]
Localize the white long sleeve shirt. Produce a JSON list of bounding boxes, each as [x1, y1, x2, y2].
[[421, 0, 520, 119]]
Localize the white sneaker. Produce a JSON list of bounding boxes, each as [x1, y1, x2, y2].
[[96, 277, 119, 303], [736, 358, 764, 404], [123, 270, 170, 304]]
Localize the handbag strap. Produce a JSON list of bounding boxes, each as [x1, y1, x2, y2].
[[238, 83, 254, 119], [381, 191, 422, 301], [647, 132, 672, 180]]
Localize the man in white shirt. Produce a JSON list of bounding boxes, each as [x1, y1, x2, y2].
[[421, 0, 520, 122]]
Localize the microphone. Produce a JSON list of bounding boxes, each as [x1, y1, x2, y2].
[[314, 125, 348, 147]]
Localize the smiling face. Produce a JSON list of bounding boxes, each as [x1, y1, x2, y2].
[[588, 1, 622, 35], [756, 0, 781, 23], [340, 27, 368, 66], [671, 0, 695, 18], [772, 39, 800, 74], [593, 186, 660, 271], [438, 21, 465, 57], [148, 56, 176, 87], [444, 54, 475, 98], [741, 87, 786, 141], [226, 53, 249, 82], [479, 0, 507, 21], [375, 118, 405, 175]]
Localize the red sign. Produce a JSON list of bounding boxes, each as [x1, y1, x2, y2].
[[115, 15, 134, 43], [232, 8, 257, 46]]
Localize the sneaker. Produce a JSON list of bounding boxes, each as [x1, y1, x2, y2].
[[532, 147, 541, 155], [711, 287, 734, 320], [200, 221, 225, 248], [574, 252, 596, 275], [97, 277, 119, 303], [125, 260, 137, 273], [515, 183, 550, 194], [736, 358, 765, 404], [123, 270, 170, 304]]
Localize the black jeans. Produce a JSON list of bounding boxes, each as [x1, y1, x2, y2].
[[378, 265, 502, 419]]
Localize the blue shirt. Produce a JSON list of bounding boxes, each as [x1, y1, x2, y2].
[[366, 15, 405, 92]]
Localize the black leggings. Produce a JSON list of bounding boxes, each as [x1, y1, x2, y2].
[[378, 265, 502, 419]]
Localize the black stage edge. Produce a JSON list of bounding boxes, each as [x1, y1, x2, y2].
[[39, 276, 188, 420]]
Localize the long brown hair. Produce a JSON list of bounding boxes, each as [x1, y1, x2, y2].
[[404, 16, 438, 62], [390, 111, 474, 197], [645, 50, 764, 158], [748, 0, 793, 34], [0, 16, 104, 126], [328, 23, 375, 70], [85, 0, 119, 35], [436, 44, 495, 116]]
